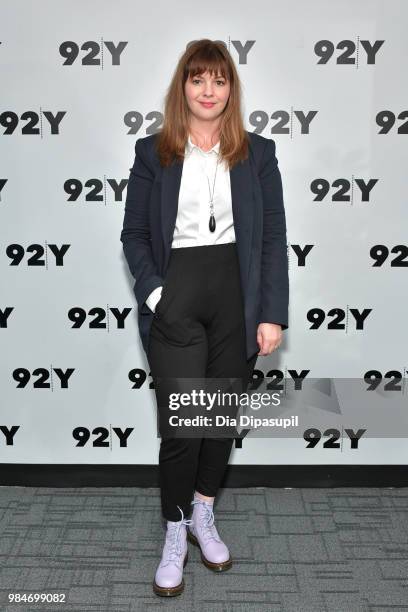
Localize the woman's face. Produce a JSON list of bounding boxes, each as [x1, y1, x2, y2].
[[184, 70, 230, 122]]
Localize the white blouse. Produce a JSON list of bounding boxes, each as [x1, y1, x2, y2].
[[146, 134, 236, 312]]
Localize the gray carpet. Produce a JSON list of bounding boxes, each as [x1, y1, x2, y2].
[[0, 486, 407, 611]]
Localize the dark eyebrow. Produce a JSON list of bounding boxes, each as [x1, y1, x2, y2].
[[191, 74, 226, 81], [193, 74, 225, 79]]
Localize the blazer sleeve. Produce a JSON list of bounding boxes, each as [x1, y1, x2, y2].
[[120, 138, 164, 312], [258, 138, 289, 330]]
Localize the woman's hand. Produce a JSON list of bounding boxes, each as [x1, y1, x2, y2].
[[257, 323, 282, 355]]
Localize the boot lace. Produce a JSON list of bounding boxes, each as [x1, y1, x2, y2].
[[191, 499, 221, 543], [162, 505, 193, 567]]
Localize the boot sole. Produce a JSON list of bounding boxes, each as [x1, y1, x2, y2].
[[187, 530, 233, 572], [152, 550, 188, 596]]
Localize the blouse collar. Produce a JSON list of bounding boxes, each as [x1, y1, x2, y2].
[[185, 133, 220, 157]]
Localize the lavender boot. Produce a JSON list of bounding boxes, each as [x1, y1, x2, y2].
[[187, 497, 232, 571], [153, 505, 193, 597]]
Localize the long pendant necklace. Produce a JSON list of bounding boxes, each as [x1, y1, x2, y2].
[[205, 154, 220, 233]]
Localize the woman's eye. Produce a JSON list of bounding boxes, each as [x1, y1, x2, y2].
[[192, 79, 225, 85]]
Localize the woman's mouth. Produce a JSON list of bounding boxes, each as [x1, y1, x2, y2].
[[199, 102, 216, 108]]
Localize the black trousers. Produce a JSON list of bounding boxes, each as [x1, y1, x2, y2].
[[147, 242, 258, 521]]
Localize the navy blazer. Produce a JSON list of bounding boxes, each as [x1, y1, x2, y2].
[[120, 130, 289, 360]]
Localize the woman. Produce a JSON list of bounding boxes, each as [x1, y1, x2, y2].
[[120, 39, 289, 597]]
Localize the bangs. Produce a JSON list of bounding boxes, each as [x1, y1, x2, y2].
[[185, 48, 230, 81]]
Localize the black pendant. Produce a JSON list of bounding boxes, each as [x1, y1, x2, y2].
[[209, 214, 216, 232]]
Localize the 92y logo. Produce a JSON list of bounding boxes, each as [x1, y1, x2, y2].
[[73, 427, 133, 447], [314, 39, 384, 65], [308, 308, 372, 330], [6, 243, 70, 267], [249, 110, 317, 136], [0, 110, 65, 136], [13, 368, 74, 389], [304, 427, 366, 449], [6, 242, 71, 270], [68, 307, 132, 330], [59, 40, 128, 66], [64, 178, 128, 204], [311, 178, 378, 203]]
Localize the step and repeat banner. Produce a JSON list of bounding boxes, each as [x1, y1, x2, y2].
[[1, 0, 407, 467]]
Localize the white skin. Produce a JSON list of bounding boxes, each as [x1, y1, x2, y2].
[[184, 71, 282, 503]]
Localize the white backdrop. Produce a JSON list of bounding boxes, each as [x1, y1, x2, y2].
[[1, 0, 407, 466]]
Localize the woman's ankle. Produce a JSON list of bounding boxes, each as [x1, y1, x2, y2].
[[194, 490, 215, 504]]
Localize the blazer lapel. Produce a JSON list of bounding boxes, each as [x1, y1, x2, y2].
[[160, 154, 254, 284], [160, 158, 183, 250]]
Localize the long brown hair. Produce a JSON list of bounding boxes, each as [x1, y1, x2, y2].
[[156, 39, 249, 169]]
